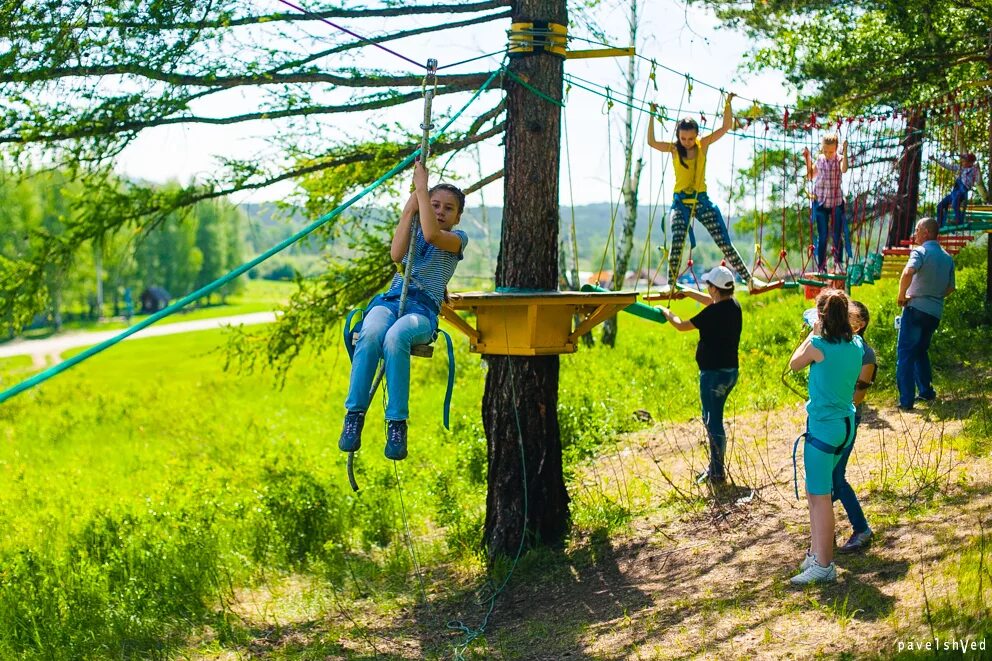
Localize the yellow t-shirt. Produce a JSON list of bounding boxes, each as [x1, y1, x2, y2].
[[673, 139, 708, 194]]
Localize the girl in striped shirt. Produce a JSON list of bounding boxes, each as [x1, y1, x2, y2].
[[803, 134, 849, 273]]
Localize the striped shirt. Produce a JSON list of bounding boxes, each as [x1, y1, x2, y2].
[[387, 228, 468, 312], [813, 154, 844, 207], [936, 159, 979, 190]]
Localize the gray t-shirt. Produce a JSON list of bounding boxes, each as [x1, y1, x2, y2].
[[387, 229, 467, 312], [906, 240, 955, 319]]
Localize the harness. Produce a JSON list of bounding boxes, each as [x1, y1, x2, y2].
[[792, 415, 853, 499]]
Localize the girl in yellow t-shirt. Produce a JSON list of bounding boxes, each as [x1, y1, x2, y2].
[[648, 94, 771, 293]]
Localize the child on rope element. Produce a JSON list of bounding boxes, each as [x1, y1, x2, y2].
[[656, 265, 741, 485], [338, 161, 467, 460], [931, 152, 981, 227], [647, 94, 775, 294], [789, 289, 864, 585], [803, 134, 849, 273]]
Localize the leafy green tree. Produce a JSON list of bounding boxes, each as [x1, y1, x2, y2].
[[0, 0, 511, 332]]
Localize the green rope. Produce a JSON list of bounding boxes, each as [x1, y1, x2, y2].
[[504, 69, 565, 108], [0, 66, 505, 405], [448, 303, 530, 660]]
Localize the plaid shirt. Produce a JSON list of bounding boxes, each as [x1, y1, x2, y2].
[[813, 154, 844, 207], [937, 159, 979, 190]]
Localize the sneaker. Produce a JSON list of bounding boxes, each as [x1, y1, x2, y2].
[[790, 560, 837, 585], [799, 550, 816, 571], [338, 411, 365, 452], [915, 394, 937, 403], [838, 530, 873, 554], [385, 420, 408, 460], [897, 404, 915, 412], [696, 470, 726, 485]]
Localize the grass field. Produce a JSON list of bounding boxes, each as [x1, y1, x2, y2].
[[11, 279, 294, 340], [1, 247, 990, 658]]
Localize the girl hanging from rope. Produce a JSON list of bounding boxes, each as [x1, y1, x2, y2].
[[647, 93, 776, 294], [338, 160, 467, 461], [930, 152, 981, 227], [803, 134, 849, 274]]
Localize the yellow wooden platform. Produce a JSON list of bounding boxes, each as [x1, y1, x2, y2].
[[440, 291, 637, 356]]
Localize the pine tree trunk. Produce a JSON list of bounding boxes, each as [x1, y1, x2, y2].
[[889, 112, 925, 247], [482, 0, 569, 559]]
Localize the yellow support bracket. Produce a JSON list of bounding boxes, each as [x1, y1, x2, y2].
[[566, 47, 635, 60]]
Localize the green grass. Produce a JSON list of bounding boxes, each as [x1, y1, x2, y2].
[[0, 252, 990, 658], [10, 279, 294, 339]]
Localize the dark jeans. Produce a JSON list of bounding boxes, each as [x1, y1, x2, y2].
[[811, 200, 846, 271], [699, 368, 739, 479], [896, 306, 940, 409], [936, 181, 969, 227], [832, 422, 869, 534]]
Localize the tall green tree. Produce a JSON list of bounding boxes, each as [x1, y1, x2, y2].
[[0, 0, 511, 331]]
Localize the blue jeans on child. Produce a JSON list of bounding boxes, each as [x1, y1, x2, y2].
[[345, 295, 436, 421], [896, 306, 940, 409], [811, 200, 846, 271], [699, 368, 739, 479], [831, 421, 869, 534], [936, 181, 969, 227]]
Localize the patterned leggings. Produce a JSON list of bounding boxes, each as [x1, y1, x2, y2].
[[668, 192, 751, 285]]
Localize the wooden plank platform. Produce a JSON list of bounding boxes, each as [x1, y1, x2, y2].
[[442, 290, 637, 355]]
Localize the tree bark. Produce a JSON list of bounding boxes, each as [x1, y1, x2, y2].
[[889, 112, 925, 247], [483, 0, 569, 559]]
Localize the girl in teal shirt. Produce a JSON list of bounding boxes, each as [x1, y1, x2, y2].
[[789, 289, 864, 584]]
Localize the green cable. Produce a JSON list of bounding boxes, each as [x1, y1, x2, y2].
[[504, 69, 565, 108], [0, 66, 505, 405]]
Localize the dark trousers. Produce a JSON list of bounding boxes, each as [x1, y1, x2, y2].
[[896, 306, 940, 409], [811, 200, 846, 271], [831, 422, 869, 533], [699, 368, 739, 479], [936, 181, 969, 227]]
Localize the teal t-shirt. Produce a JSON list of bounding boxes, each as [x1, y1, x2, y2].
[[806, 334, 864, 422]]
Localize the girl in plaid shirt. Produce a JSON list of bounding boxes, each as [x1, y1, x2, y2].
[[803, 134, 849, 273], [931, 152, 981, 227]]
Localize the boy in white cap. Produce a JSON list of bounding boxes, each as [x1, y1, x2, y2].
[[657, 265, 742, 483]]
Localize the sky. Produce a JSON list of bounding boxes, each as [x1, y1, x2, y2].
[[112, 0, 798, 209]]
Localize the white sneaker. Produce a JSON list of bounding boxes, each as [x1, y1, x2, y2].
[[799, 551, 815, 571], [790, 560, 837, 585]]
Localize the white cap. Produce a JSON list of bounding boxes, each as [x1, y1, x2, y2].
[[701, 265, 735, 290]]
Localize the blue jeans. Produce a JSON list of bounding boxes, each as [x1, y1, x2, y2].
[[668, 192, 751, 285], [936, 181, 969, 227], [896, 306, 940, 409], [832, 423, 869, 534], [699, 368, 739, 478], [811, 200, 846, 271], [344, 298, 435, 420]]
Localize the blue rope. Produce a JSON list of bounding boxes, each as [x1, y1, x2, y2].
[[0, 66, 504, 405]]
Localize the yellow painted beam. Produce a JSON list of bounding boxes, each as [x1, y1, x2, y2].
[[566, 47, 635, 60]]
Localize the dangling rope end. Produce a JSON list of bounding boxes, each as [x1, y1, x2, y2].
[[347, 451, 360, 492]]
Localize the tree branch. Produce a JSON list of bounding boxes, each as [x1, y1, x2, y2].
[[9, 1, 512, 31], [464, 169, 504, 196], [7, 66, 488, 90], [2, 77, 495, 144], [151, 122, 506, 210]]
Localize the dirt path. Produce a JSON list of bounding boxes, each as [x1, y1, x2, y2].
[[0, 312, 276, 368], [508, 401, 986, 659], [198, 398, 990, 660]]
